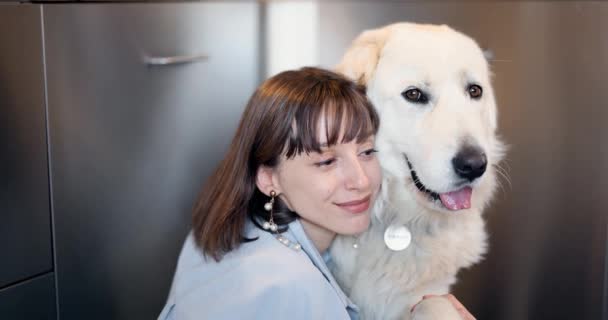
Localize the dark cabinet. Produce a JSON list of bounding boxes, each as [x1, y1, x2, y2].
[[0, 4, 53, 289], [0, 273, 56, 320]]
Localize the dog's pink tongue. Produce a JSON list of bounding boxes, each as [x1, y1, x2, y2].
[[439, 187, 472, 211]]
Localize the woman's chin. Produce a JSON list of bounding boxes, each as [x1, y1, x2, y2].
[[337, 213, 371, 235]]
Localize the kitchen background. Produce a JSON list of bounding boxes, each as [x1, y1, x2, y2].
[[1, 1, 606, 319]]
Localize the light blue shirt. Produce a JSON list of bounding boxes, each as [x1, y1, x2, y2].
[[158, 219, 359, 320]]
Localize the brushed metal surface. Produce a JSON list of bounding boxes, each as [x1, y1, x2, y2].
[[143, 53, 209, 66], [319, 2, 608, 320], [0, 272, 56, 320], [43, 3, 259, 319], [0, 4, 54, 289]]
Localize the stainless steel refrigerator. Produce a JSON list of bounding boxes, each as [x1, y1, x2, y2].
[[1, 3, 260, 319]]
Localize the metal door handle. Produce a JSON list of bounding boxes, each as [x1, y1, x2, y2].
[[143, 53, 208, 66]]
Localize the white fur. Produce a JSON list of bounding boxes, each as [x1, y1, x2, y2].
[[330, 23, 505, 320]]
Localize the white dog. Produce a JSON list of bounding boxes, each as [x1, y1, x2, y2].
[[330, 23, 505, 320]]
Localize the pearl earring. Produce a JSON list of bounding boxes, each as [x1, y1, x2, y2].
[[262, 191, 278, 232]]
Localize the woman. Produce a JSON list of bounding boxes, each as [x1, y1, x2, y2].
[[158, 67, 475, 320]]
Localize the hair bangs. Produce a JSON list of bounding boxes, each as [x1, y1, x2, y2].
[[284, 80, 379, 158]]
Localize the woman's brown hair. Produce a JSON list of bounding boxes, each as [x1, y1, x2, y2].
[[192, 67, 379, 261]]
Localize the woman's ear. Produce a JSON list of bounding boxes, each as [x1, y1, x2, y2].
[[256, 165, 280, 196]]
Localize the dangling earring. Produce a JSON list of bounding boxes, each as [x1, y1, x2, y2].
[[263, 190, 278, 232]]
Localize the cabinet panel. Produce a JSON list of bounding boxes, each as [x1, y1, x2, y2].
[[0, 4, 53, 289], [44, 3, 259, 319], [0, 273, 56, 320]]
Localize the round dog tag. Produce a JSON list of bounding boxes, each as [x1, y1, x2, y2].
[[384, 225, 411, 251]]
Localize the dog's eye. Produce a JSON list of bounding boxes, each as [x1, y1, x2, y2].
[[468, 84, 483, 99], [401, 88, 429, 104]]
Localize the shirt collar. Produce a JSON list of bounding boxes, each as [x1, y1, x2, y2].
[[286, 219, 360, 314]]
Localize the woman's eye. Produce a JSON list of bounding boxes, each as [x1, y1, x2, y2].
[[315, 158, 336, 167], [361, 148, 378, 157]]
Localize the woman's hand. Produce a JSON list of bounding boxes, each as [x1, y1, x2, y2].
[[411, 294, 476, 320]]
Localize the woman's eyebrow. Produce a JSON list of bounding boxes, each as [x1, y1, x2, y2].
[[363, 137, 375, 143]]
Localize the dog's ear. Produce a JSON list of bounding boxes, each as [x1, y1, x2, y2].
[[335, 25, 392, 86]]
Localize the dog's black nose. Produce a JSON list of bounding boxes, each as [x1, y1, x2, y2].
[[452, 146, 487, 181]]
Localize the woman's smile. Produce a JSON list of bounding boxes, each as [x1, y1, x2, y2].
[[334, 195, 371, 214]]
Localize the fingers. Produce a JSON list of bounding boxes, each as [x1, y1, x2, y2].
[[410, 294, 436, 312], [410, 294, 476, 320], [442, 294, 476, 320]]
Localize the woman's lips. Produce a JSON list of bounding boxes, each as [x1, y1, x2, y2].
[[336, 196, 371, 214]]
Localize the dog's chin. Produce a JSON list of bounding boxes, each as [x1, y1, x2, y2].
[[403, 154, 475, 214]]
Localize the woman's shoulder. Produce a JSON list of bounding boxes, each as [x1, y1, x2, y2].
[[160, 231, 347, 319], [170, 230, 326, 297]]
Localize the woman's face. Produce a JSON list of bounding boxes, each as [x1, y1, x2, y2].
[[268, 128, 382, 245]]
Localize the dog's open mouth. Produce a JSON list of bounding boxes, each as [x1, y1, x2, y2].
[[404, 155, 472, 211]]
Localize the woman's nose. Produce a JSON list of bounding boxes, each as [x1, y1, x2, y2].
[[344, 158, 371, 190]]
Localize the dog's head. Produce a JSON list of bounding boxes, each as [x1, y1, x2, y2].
[[337, 23, 505, 214]]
